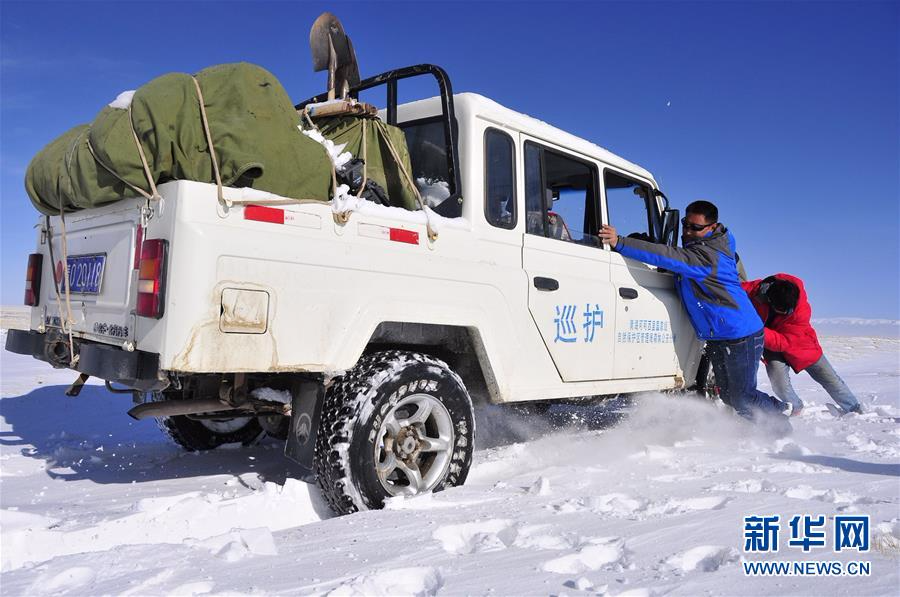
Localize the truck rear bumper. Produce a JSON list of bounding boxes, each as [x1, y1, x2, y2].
[[5, 329, 165, 391]]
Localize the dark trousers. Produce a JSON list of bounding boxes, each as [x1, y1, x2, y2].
[[705, 330, 787, 420]]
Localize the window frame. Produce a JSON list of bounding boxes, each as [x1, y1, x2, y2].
[[523, 140, 602, 246], [601, 167, 662, 244], [483, 127, 517, 230]]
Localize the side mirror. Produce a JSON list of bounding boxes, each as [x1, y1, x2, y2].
[[661, 208, 680, 247]]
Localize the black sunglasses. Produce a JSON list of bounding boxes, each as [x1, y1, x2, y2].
[[681, 217, 715, 232]]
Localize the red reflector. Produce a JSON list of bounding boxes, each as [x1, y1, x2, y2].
[[389, 228, 419, 245], [245, 205, 285, 225], [136, 238, 168, 318], [24, 253, 43, 306], [134, 225, 144, 269], [137, 292, 158, 317]]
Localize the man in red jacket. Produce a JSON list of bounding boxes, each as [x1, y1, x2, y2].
[[742, 274, 862, 416]]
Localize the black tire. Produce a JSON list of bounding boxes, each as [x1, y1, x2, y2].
[[154, 392, 264, 451], [695, 354, 720, 400], [315, 350, 475, 515]]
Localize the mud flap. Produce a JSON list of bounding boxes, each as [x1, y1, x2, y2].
[[284, 379, 324, 482]]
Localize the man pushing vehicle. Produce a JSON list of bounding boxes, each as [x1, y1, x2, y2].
[[599, 200, 791, 435], [742, 273, 863, 417]]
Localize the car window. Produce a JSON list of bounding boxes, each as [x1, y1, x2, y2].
[[604, 170, 658, 243], [399, 118, 454, 212], [524, 141, 600, 247], [484, 129, 516, 229]]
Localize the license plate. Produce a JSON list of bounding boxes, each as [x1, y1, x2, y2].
[[59, 254, 107, 294]]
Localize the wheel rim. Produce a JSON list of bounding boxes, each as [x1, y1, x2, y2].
[[374, 393, 455, 497], [198, 416, 254, 434]]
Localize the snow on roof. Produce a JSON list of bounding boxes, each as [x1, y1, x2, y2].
[[397, 92, 656, 184]]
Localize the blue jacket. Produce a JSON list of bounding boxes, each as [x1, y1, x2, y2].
[[615, 225, 762, 341]]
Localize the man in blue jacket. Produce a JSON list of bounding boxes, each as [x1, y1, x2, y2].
[[599, 200, 790, 434]]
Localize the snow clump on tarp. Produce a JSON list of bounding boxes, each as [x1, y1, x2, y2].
[[300, 127, 353, 170], [108, 90, 136, 109]]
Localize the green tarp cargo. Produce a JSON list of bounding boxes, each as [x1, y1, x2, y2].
[[24, 62, 420, 216]]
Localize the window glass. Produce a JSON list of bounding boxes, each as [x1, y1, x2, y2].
[[604, 171, 657, 243], [399, 119, 453, 210], [524, 142, 600, 246], [525, 143, 545, 235], [484, 129, 516, 229]]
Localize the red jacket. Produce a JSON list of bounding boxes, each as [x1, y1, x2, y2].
[[741, 273, 823, 372]]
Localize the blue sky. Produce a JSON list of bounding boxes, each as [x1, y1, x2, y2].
[[1, 1, 898, 318]]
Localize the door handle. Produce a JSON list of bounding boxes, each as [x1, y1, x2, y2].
[[534, 277, 559, 291], [619, 287, 638, 299]]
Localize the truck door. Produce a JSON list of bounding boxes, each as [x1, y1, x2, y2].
[[521, 139, 617, 382], [602, 169, 682, 379]]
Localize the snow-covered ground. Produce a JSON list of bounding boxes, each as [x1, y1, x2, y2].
[[1, 326, 898, 596]]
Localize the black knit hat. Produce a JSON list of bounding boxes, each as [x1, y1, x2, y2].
[[760, 276, 799, 314]]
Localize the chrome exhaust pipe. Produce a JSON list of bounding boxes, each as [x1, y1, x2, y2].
[[128, 398, 242, 420]]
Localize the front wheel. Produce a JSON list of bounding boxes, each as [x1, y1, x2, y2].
[[315, 350, 475, 515]]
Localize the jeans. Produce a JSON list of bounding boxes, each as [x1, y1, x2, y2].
[[706, 330, 788, 422], [765, 354, 859, 413]]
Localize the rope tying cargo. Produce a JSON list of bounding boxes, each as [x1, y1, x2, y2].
[[371, 119, 437, 241], [47, 210, 79, 367], [300, 110, 340, 196], [128, 105, 162, 202], [356, 119, 369, 199], [191, 78, 226, 208], [84, 104, 163, 206], [299, 109, 348, 224], [86, 140, 157, 204]]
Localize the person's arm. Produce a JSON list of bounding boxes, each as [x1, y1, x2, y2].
[[763, 326, 792, 352], [599, 227, 713, 279]]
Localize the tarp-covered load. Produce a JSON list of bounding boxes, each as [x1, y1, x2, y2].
[[23, 64, 307, 214], [314, 115, 419, 212], [26, 63, 334, 214], [26, 62, 423, 216]]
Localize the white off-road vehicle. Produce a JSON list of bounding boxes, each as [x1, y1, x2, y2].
[[7, 50, 705, 515]]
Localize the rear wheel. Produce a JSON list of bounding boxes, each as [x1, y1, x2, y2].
[[154, 391, 264, 451], [315, 350, 475, 515]]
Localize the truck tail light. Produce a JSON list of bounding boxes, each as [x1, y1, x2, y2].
[[136, 239, 168, 318], [24, 253, 43, 306]]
